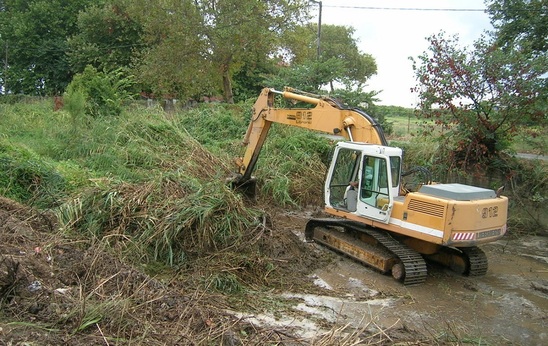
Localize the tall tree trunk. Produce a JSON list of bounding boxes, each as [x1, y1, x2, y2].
[[221, 64, 234, 104]]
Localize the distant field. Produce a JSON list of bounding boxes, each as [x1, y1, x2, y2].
[[386, 115, 429, 139], [386, 115, 546, 155]]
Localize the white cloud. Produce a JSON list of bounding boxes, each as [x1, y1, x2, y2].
[[316, 0, 493, 107]]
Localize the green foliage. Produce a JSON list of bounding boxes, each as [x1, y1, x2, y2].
[[175, 101, 330, 206], [282, 24, 377, 90], [64, 65, 134, 118], [0, 139, 66, 207], [391, 135, 440, 172], [1, 0, 382, 108], [232, 59, 278, 103], [410, 0, 547, 173], [63, 87, 86, 120], [316, 24, 377, 89], [411, 32, 546, 169], [0, 0, 96, 95], [0, 100, 91, 206], [67, 1, 144, 73], [255, 125, 331, 206], [53, 107, 222, 181], [177, 104, 248, 151], [56, 178, 260, 267], [264, 58, 346, 92], [488, 0, 548, 53], [128, 0, 309, 102]]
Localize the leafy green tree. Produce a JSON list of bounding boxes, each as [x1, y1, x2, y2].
[[193, 0, 309, 103], [487, 0, 547, 53], [0, 0, 95, 95], [126, 0, 211, 100], [263, 58, 346, 92], [127, 0, 309, 102], [67, 1, 144, 73], [487, 0, 547, 127], [282, 24, 377, 91], [316, 24, 377, 90], [231, 58, 278, 102], [411, 32, 545, 169]]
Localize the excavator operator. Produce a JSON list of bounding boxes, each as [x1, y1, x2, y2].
[[343, 181, 359, 211]]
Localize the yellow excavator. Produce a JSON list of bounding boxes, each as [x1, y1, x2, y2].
[[232, 87, 508, 285]]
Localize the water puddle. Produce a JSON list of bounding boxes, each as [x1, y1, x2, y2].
[[228, 268, 397, 339]]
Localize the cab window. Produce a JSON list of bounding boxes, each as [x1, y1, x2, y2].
[[360, 156, 390, 209]]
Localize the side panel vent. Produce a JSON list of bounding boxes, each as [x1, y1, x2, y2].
[[408, 199, 445, 218]]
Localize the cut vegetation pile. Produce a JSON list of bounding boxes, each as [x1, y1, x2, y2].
[[0, 195, 331, 345], [0, 100, 345, 344]]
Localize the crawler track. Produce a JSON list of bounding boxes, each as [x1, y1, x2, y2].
[[460, 246, 488, 276], [305, 218, 427, 285]]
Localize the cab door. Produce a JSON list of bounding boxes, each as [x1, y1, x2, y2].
[[356, 153, 394, 223]]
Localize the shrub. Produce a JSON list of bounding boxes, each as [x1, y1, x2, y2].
[[64, 65, 134, 119], [0, 139, 67, 207]]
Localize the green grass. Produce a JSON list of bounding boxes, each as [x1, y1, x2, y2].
[[1, 98, 545, 248], [510, 125, 547, 155], [387, 115, 423, 138]]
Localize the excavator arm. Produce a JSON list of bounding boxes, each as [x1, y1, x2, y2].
[[233, 87, 388, 187]]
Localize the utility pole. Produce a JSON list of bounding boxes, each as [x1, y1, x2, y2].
[[310, 0, 322, 59], [0, 34, 6, 94], [4, 41, 7, 94]]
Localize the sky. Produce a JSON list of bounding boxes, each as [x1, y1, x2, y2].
[[313, 0, 494, 107]]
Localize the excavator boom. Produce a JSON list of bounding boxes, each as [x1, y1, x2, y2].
[[235, 87, 387, 183]]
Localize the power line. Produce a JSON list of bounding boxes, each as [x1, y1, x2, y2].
[[323, 5, 487, 12]]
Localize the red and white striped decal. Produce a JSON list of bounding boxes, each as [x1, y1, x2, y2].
[[452, 232, 476, 241]]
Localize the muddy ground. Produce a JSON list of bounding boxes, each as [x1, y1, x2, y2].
[[273, 211, 548, 346], [0, 197, 547, 345]]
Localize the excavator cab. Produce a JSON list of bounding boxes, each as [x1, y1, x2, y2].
[[326, 142, 403, 224]]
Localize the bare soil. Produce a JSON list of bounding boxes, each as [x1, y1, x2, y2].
[[1, 198, 547, 345]]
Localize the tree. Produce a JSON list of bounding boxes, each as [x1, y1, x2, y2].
[[316, 24, 377, 90], [0, 0, 95, 95], [127, 0, 308, 102], [67, 1, 144, 74], [193, 0, 309, 103], [487, 0, 547, 128], [125, 0, 212, 100], [282, 24, 377, 91], [411, 32, 545, 169], [263, 58, 346, 92], [487, 0, 548, 53]]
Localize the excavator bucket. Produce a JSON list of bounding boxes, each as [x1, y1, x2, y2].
[[228, 174, 257, 199]]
